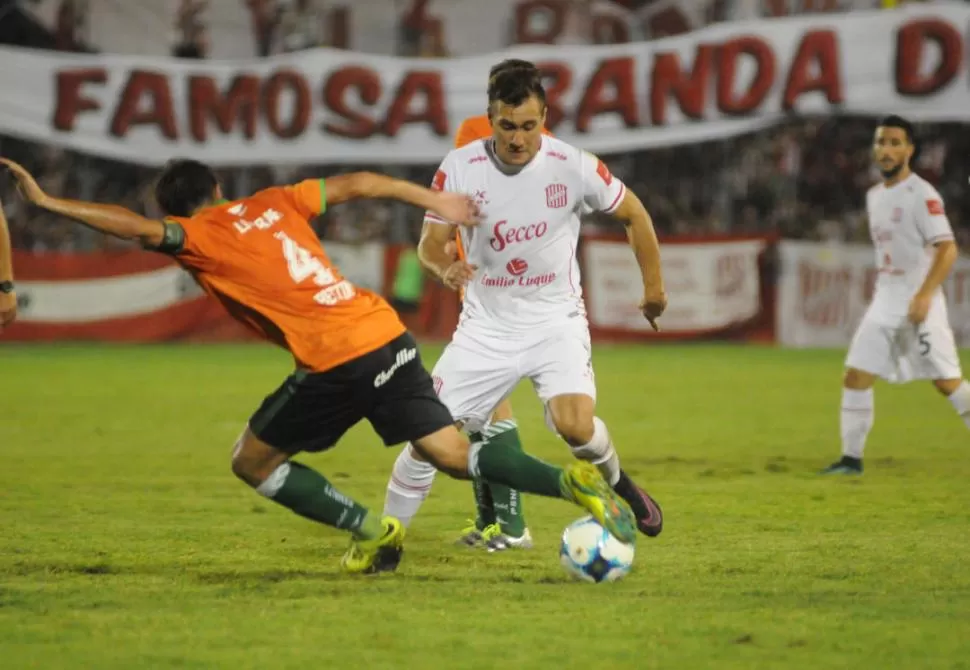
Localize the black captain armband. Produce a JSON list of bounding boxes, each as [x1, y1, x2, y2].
[[155, 221, 186, 254]]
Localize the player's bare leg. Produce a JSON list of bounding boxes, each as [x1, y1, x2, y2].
[[410, 424, 636, 544], [933, 377, 970, 428], [822, 367, 876, 475], [545, 393, 663, 537], [232, 428, 404, 574]]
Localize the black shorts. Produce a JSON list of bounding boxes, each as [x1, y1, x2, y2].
[[249, 332, 454, 453]]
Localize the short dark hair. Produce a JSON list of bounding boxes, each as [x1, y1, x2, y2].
[[878, 115, 916, 144], [488, 67, 546, 108], [488, 58, 537, 80], [155, 159, 218, 217]]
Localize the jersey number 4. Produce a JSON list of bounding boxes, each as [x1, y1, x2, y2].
[[276, 232, 355, 306]]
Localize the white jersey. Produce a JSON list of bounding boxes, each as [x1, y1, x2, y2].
[[425, 136, 626, 333], [865, 173, 954, 325]]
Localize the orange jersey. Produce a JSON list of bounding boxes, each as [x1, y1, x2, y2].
[[163, 180, 405, 373]]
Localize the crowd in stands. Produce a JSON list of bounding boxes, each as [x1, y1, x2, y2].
[[1, 0, 966, 251]]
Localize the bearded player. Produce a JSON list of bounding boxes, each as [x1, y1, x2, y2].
[[822, 115, 969, 475], [382, 63, 666, 541], [1, 156, 637, 575]]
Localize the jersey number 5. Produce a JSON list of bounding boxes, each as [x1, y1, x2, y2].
[[276, 232, 355, 305], [918, 332, 931, 356]]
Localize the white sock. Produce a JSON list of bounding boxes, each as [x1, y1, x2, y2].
[[946, 380, 970, 429], [383, 444, 437, 528], [570, 416, 621, 486], [841, 388, 874, 459]]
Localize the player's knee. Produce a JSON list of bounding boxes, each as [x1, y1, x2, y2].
[[843, 368, 875, 390], [230, 430, 288, 488], [553, 411, 595, 446], [934, 378, 962, 396]]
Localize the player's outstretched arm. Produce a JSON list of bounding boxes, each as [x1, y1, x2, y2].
[[611, 189, 666, 330], [1, 158, 164, 248], [0, 195, 16, 327], [323, 172, 477, 225]]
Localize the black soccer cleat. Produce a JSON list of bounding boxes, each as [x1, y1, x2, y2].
[[820, 455, 863, 475], [612, 470, 663, 538]]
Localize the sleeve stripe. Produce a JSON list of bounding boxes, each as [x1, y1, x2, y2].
[[604, 183, 626, 214], [424, 213, 452, 225], [928, 233, 955, 243], [318, 179, 327, 214]]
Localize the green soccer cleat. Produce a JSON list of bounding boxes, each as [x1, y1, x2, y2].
[[456, 521, 503, 548], [820, 456, 863, 476], [340, 517, 405, 575], [563, 461, 637, 544], [485, 527, 534, 553]]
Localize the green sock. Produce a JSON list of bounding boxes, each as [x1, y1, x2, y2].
[[471, 440, 566, 500], [483, 421, 527, 536], [261, 461, 375, 537], [468, 431, 497, 530]]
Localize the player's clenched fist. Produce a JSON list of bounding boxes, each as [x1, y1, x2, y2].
[[640, 287, 666, 332], [442, 260, 478, 291]]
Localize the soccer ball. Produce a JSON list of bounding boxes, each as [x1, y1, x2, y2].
[[559, 515, 635, 583]]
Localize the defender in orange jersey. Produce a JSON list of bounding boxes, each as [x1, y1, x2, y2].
[[2, 157, 637, 575]]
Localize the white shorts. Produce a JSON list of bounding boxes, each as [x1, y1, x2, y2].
[[845, 305, 962, 383], [431, 325, 596, 433]]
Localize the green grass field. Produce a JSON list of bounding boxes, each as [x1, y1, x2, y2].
[[2, 343, 969, 669]]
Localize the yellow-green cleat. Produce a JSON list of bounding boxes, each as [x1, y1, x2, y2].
[[563, 462, 637, 544], [340, 517, 405, 575]]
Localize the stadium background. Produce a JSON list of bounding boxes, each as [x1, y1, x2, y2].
[[0, 0, 967, 348]]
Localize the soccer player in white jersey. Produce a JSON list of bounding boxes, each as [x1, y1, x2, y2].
[[383, 63, 667, 541], [822, 115, 969, 475]]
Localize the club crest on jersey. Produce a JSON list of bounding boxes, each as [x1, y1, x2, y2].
[[506, 258, 529, 276], [546, 183, 568, 209]]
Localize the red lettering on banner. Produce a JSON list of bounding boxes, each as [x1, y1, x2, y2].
[[489, 220, 549, 252], [110, 70, 177, 139], [576, 58, 638, 132], [592, 15, 629, 45], [52, 69, 106, 131], [189, 75, 260, 141], [896, 19, 962, 96], [782, 31, 844, 112], [717, 37, 776, 116], [539, 61, 572, 130], [384, 72, 448, 137], [323, 66, 382, 139], [515, 0, 564, 44], [263, 70, 310, 139], [799, 262, 851, 327], [650, 46, 714, 125]]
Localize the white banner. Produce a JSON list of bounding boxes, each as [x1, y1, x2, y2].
[[583, 237, 767, 334], [776, 240, 970, 348], [1, 5, 969, 165]]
